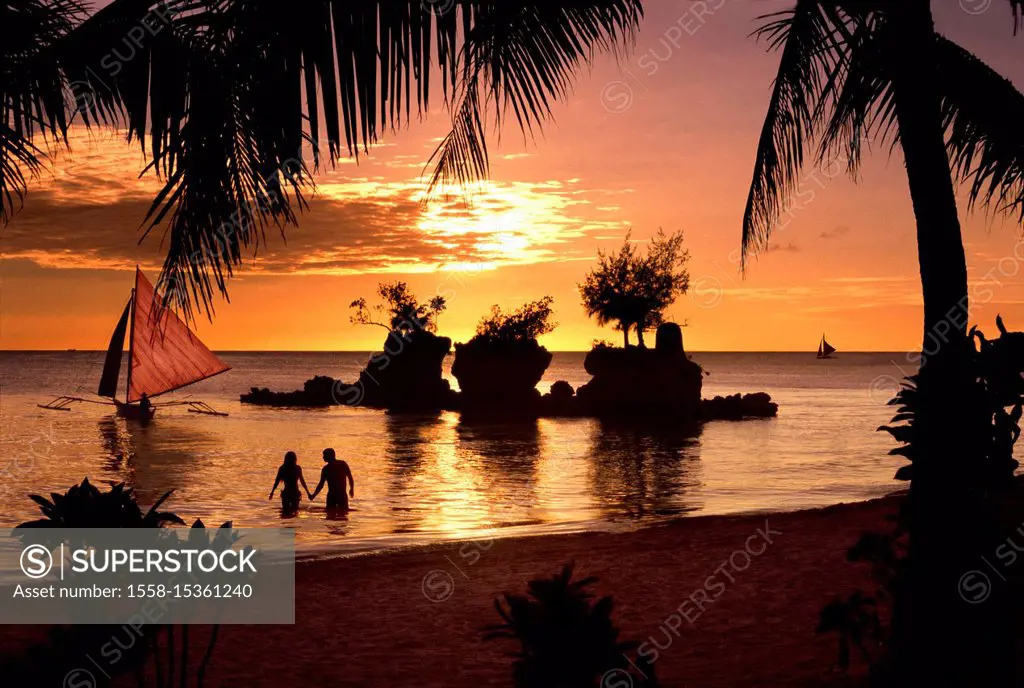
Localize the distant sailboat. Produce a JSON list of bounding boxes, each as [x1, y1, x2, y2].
[[817, 333, 837, 360], [40, 268, 230, 418]]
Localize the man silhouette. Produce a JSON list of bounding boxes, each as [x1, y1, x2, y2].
[[139, 393, 152, 420], [310, 448, 355, 511]]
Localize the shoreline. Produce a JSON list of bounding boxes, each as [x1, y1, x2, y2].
[[215, 494, 897, 686], [292, 489, 903, 564], [0, 494, 903, 686]]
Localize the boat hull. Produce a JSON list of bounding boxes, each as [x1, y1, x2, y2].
[[114, 401, 155, 421]]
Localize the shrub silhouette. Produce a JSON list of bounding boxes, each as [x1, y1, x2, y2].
[[881, 317, 1023, 487], [484, 562, 657, 688], [473, 297, 557, 345], [16, 478, 184, 530], [8, 479, 229, 688], [820, 318, 1024, 680]]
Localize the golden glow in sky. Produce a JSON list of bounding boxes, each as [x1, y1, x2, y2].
[[2, 2, 1023, 352]]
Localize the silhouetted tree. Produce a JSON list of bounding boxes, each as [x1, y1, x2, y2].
[[0, 1, 643, 319], [473, 297, 557, 344], [743, 4, 1023, 683], [350, 282, 446, 334], [579, 230, 690, 348]]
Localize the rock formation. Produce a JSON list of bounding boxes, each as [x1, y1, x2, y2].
[[241, 330, 456, 411], [353, 330, 455, 411], [242, 375, 339, 408], [241, 321, 779, 422], [540, 380, 579, 417], [700, 393, 779, 420], [575, 323, 703, 419], [451, 338, 553, 418]]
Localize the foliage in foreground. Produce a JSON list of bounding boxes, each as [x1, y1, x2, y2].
[[7, 479, 231, 688], [485, 562, 657, 688], [2, 1, 643, 319], [819, 317, 1024, 678], [881, 316, 1024, 487], [16, 478, 184, 529]]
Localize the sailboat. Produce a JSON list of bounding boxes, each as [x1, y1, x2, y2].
[[39, 268, 231, 419], [817, 333, 837, 360]]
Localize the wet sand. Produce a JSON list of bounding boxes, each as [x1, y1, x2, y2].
[[205, 495, 895, 687], [0, 495, 897, 686]]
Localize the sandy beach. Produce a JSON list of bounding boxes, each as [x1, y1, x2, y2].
[[191, 495, 897, 687], [0, 494, 898, 686]]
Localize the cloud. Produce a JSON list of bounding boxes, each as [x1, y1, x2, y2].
[[5, 176, 628, 276], [766, 241, 800, 253], [819, 225, 851, 240], [5, 126, 632, 277], [823, 276, 916, 284], [717, 279, 921, 309]]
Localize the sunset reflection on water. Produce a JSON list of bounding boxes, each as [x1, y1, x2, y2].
[[1, 351, 903, 559]]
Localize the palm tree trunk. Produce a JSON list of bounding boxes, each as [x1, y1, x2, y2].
[[636, 327, 646, 349], [622, 328, 630, 348], [888, 2, 1011, 684]]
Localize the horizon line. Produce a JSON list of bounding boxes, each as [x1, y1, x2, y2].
[[0, 349, 922, 355]]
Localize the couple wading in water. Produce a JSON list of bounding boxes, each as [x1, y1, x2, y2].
[[268, 448, 355, 514]]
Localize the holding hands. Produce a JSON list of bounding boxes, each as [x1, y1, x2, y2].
[[269, 448, 355, 511]]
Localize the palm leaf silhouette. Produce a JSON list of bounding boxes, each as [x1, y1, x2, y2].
[[1, 0, 642, 321], [0, 0, 84, 224], [742, 1, 1023, 264]]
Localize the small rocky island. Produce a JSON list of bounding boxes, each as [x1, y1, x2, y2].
[[241, 325, 774, 421], [241, 323, 778, 422], [242, 236, 778, 422]]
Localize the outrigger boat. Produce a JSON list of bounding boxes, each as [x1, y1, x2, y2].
[[816, 333, 837, 360], [39, 268, 231, 419]]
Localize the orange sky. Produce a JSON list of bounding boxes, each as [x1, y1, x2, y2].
[[2, 1, 1023, 351]]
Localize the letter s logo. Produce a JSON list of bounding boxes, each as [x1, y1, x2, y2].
[[421, 570, 454, 602], [21, 545, 53, 579]]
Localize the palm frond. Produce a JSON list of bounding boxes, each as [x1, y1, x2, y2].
[[61, 0, 640, 320], [0, 0, 84, 224], [742, 2, 851, 265], [815, 12, 896, 174], [426, 1, 643, 196], [427, 80, 489, 195], [140, 28, 313, 318], [936, 36, 1024, 224]]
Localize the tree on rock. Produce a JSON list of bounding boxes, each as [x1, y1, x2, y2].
[[579, 230, 690, 348], [350, 282, 446, 335], [474, 297, 558, 344], [453, 297, 557, 417]]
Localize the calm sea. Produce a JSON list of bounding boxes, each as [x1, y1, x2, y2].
[[0, 351, 915, 558]]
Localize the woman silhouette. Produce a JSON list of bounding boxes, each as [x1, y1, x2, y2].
[[268, 451, 311, 513]]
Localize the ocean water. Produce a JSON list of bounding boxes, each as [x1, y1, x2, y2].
[[0, 351, 915, 558]]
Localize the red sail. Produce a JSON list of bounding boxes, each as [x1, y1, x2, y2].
[[127, 269, 230, 402]]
